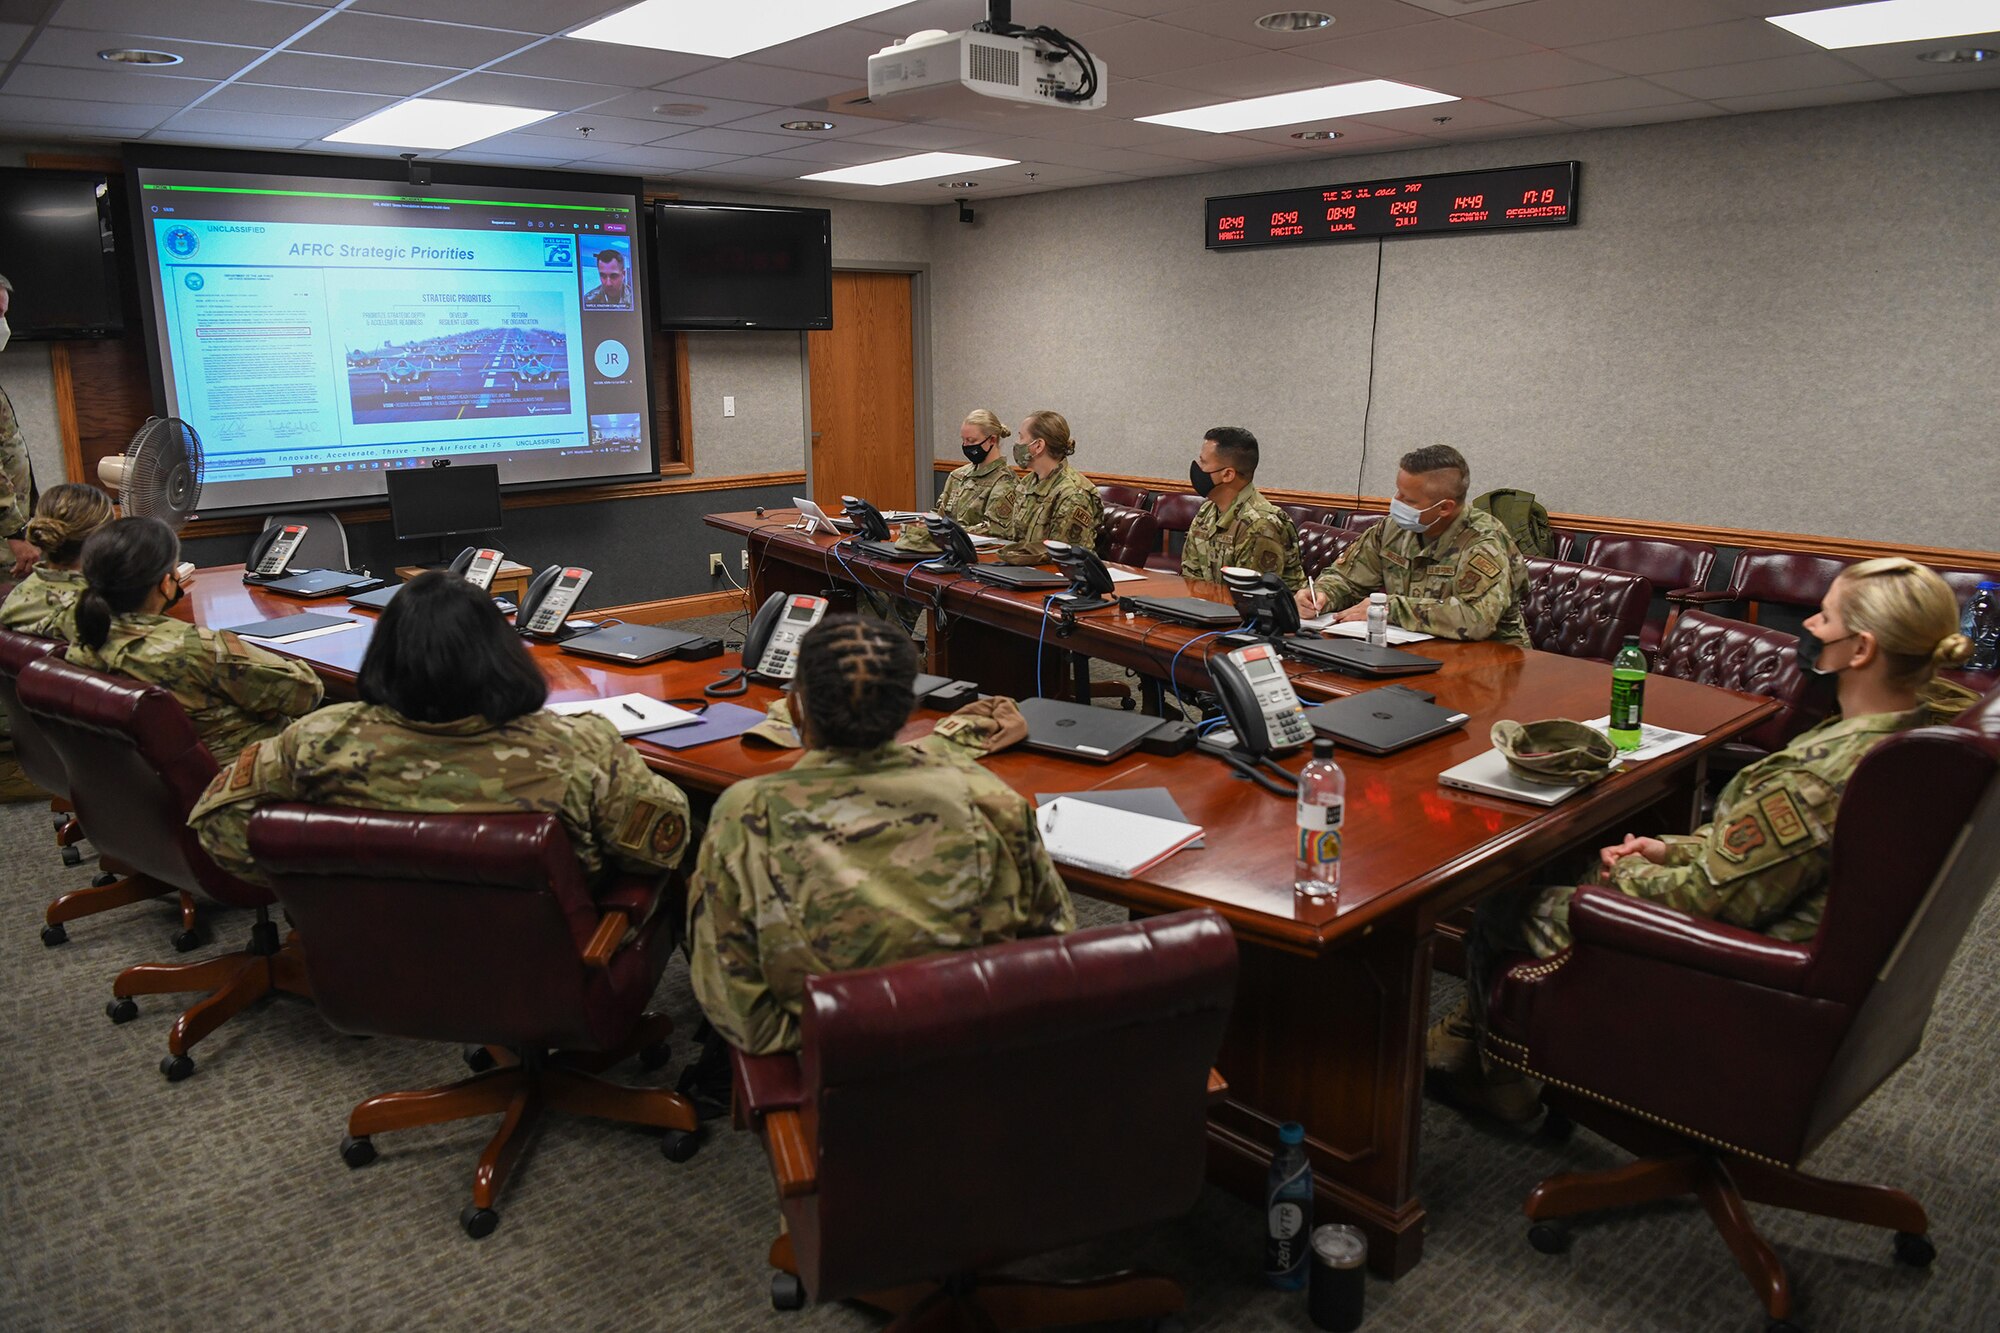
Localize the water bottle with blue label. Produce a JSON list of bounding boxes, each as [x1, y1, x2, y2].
[[1264, 1122, 1313, 1289]]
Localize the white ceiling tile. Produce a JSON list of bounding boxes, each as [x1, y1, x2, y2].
[[1711, 81, 1906, 113], [854, 1, 1131, 38], [1563, 19, 1820, 76], [1461, 0, 1744, 48], [668, 158, 800, 179], [1043, 114, 1203, 148], [959, 136, 1196, 172], [1412, 50, 1627, 98], [434, 147, 583, 167], [290, 13, 536, 68], [1828, 37, 2000, 80], [1649, 52, 1872, 100], [488, 40, 716, 87], [1096, 77, 1209, 119], [1158, 49, 1361, 98], [0, 91, 185, 130], [1085, 19, 1266, 79], [246, 52, 455, 96], [1888, 68, 2000, 94], [46, 0, 328, 48], [0, 22, 26, 59], [1130, 133, 1305, 164], [842, 120, 997, 149], [745, 25, 904, 79], [348, 0, 616, 35], [648, 126, 809, 155], [1559, 102, 1731, 129], [1231, 119, 1430, 149], [513, 112, 689, 145], [712, 108, 885, 139], [1491, 76, 1691, 117], [1081, 0, 1211, 16], [570, 144, 742, 171], [163, 106, 355, 137], [585, 88, 783, 124], [654, 62, 860, 106], [1295, 20, 1542, 76], [1155, 0, 1433, 49], [764, 139, 926, 166], [150, 129, 318, 149], [199, 84, 395, 118], [1355, 97, 1548, 134], [3, 62, 215, 105], [29, 27, 264, 81], [428, 71, 632, 112]]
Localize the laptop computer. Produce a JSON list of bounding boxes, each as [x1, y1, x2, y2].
[[1281, 635, 1442, 678], [1016, 697, 1162, 762], [1127, 595, 1242, 629], [791, 497, 855, 534], [262, 569, 381, 598], [1437, 747, 1585, 806], [848, 536, 932, 563], [966, 563, 1069, 590], [561, 624, 705, 665], [1303, 686, 1470, 755], [347, 584, 400, 611]]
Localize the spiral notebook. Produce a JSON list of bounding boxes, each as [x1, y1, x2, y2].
[[1034, 796, 1203, 879]]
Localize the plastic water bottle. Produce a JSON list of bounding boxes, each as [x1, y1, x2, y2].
[[1609, 635, 1647, 751], [1365, 591, 1388, 647], [1264, 1122, 1313, 1290], [1294, 738, 1344, 899], [1967, 582, 2000, 672]]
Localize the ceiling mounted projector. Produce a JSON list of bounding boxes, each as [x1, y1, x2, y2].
[[867, 26, 1108, 119]]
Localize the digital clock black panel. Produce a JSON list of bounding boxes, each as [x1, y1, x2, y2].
[[1206, 161, 1579, 249]]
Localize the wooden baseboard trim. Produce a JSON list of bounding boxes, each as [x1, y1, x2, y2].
[[928, 459, 1998, 568], [598, 588, 751, 625]]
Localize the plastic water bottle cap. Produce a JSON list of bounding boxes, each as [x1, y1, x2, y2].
[[1980, 581, 2000, 592], [1279, 1122, 1305, 1145]]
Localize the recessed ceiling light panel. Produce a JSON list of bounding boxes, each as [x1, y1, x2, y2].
[[325, 98, 557, 151], [99, 48, 182, 65], [1289, 129, 1343, 140], [800, 152, 1018, 187], [780, 119, 837, 131], [938, 180, 980, 187], [1767, 0, 2000, 50], [572, 0, 908, 59], [1916, 45, 1995, 60], [1255, 12, 1335, 33], [1138, 80, 1456, 134]]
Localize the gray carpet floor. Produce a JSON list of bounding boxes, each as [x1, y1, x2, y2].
[[5, 635, 1997, 1330]]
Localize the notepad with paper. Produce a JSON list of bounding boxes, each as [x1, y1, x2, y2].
[[1296, 615, 1434, 644], [1034, 795, 1203, 879], [550, 694, 701, 739]]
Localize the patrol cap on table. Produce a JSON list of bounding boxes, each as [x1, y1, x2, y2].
[[743, 697, 803, 749], [1490, 719, 1616, 785]]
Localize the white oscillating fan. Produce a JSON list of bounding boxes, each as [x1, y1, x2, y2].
[[97, 416, 205, 532]]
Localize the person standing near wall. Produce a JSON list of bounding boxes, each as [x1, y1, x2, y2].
[[0, 274, 41, 580]]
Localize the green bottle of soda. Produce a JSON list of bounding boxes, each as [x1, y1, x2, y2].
[[1609, 634, 1647, 751]]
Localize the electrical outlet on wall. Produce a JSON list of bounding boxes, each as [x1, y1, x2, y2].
[[723, 395, 735, 418], [740, 550, 748, 571], [708, 553, 724, 577]]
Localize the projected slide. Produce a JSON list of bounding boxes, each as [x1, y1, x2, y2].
[[132, 164, 653, 514]]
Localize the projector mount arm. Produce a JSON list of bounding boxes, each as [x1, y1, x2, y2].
[[974, 1, 1100, 104]]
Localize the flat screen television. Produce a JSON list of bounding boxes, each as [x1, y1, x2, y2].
[[386, 463, 503, 541], [125, 147, 657, 516], [0, 168, 126, 339], [652, 201, 832, 330]]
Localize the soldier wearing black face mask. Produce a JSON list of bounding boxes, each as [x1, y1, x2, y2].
[[1179, 426, 1304, 591], [935, 408, 1020, 535]]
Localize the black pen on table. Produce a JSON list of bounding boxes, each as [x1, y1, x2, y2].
[[622, 701, 646, 720]]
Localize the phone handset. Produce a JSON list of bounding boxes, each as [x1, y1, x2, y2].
[[448, 546, 506, 592], [246, 523, 309, 581], [517, 565, 592, 638], [1205, 642, 1311, 794], [705, 591, 830, 697]]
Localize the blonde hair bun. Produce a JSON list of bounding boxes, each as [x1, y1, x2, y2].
[[963, 408, 1010, 440], [24, 515, 67, 550], [1932, 633, 1975, 670]]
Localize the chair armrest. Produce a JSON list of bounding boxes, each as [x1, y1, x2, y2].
[[1666, 586, 1738, 609], [764, 1110, 818, 1198], [731, 1048, 805, 1121], [1568, 885, 1813, 991], [582, 910, 628, 968], [1207, 1068, 1229, 1106]]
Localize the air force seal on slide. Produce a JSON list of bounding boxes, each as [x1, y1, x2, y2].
[[165, 225, 200, 258]]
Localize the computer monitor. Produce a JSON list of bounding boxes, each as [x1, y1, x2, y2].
[[386, 463, 503, 541]]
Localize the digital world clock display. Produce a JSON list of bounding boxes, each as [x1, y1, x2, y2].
[[1206, 161, 1579, 250]]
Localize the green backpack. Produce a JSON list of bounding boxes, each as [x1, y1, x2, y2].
[[1472, 488, 1555, 558]]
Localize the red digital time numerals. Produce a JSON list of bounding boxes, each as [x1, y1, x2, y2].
[[1389, 199, 1418, 228], [1268, 209, 1303, 238], [1216, 213, 1246, 241]]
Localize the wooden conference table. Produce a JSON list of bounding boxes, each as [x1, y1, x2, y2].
[[186, 557, 1775, 1278]]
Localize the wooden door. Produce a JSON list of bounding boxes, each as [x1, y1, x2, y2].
[[807, 271, 916, 510]]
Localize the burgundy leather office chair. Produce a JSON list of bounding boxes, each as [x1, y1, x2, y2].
[[1095, 483, 1149, 510], [1484, 694, 2000, 1332], [17, 655, 307, 1080], [1585, 535, 1717, 652], [1672, 548, 1850, 625], [1097, 504, 1162, 568], [1297, 521, 1358, 579], [1544, 526, 1582, 561], [246, 805, 700, 1239], [1654, 610, 1827, 770], [1343, 511, 1387, 534], [1278, 502, 1338, 532], [1520, 559, 1652, 662], [733, 909, 1237, 1330], [1144, 493, 1203, 572]]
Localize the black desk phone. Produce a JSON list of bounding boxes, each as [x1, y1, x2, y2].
[[1203, 640, 1312, 794], [447, 546, 505, 592], [1221, 566, 1301, 640], [517, 565, 592, 639], [244, 523, 308, 583], [705, 591, 828, 697]]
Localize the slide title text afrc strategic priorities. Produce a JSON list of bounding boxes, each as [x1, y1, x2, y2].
[[284, 242, 476, 261]]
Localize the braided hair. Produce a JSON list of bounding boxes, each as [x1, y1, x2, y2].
[[792, 614, 917, 751]]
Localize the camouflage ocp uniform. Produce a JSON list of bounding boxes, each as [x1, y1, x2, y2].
[[937, 455, 1021, 535], [687, 740, 1075, 1054], [994, 461, 1103, 565], [1180, 484, 1306, 591], [0, 564, 87, 639], [1308, 507, 1531, 646], [68, 614, 324, 766], [0, 382, 30, 539], [188, 702, 692, 887]]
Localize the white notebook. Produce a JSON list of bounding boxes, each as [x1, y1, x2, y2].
[[1297, 615, 1434, 644], [550, 694, 701, 739], [1034, 796, 1203, 879]]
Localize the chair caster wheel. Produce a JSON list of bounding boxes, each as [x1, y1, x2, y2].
[[160, 1053, 195, 1082], [340, 1135, 378, 1169], [462, 1045, 497, 1073], [106, 997, 138, 1024], [661, 1128, 701, 1163], [1528, 1220, 1572, 1255], [770, 1272, 806, 1311], [61, 845, 81, 866], [1536, 1109, 1574, 1144], [1893, 1231, 1936, 1268], [171, 928, 203, 953], [460, 1205, 499, 1240], [92, 872, 117, 887], [639, 1039, 672, 1072], [40, 922, 67, 947]]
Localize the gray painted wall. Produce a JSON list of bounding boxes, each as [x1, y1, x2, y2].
[[925, 91, 2000, 551]]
